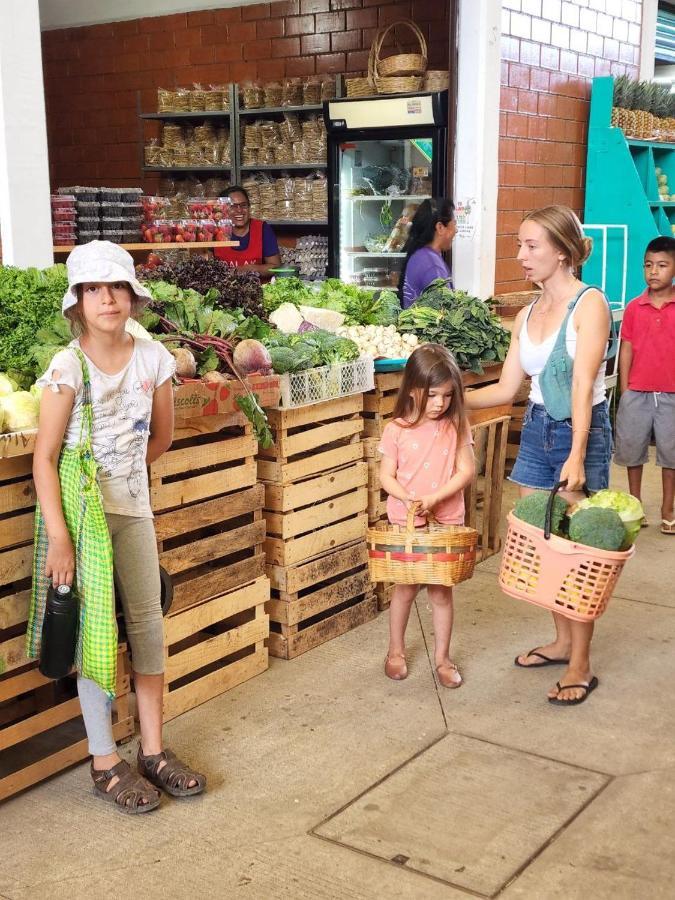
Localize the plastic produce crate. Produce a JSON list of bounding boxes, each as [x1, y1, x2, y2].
[[278, 357, 374, 408]]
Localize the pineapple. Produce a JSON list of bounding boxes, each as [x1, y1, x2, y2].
[[634, 81, 656, 138], [612, 75, 630, 128], [652, 84, 670, 139], [620, 78, 638, 135]]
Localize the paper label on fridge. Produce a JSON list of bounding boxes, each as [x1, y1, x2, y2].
[[406, 99, 422, 115]]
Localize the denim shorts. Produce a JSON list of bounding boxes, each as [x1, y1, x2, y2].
[[509, 401, 612, 492]]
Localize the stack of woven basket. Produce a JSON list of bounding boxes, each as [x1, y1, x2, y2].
[[346, 20, 449, 98]]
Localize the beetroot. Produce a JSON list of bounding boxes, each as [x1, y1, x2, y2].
[[233, 339, 272, 375]]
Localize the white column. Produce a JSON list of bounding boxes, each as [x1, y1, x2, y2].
[[0, 0, 53, 267], [639, 0, 658, 81], [452, 0, 501, 298]]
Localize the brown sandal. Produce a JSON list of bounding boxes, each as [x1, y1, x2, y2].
[[91, 759, 161, 814], [137, 747, 206, 798]]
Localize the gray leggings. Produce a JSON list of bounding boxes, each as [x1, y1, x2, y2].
[[78, 513, 164, 756]]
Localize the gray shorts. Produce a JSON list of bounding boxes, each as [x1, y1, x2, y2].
[[614, 390, 675, 468]]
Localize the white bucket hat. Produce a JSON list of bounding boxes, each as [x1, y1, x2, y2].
[[62, 240, 153, 313]]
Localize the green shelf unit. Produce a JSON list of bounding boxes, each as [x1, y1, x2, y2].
[[583, 76, 675, 306]]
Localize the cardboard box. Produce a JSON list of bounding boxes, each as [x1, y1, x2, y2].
[[172, 375, 281, 421]]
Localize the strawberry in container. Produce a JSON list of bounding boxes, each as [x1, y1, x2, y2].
[[141, 195, 170, 223]]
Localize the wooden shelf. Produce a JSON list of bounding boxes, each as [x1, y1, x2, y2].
[[237, 103, 324, 116], [53, 241, 238, 253], [142, 166, 231, 172], [240, 163, 327, 171], [141, 110, 231, 120]]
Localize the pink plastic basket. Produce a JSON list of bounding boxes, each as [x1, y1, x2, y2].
[[498, 510, 634, 622]]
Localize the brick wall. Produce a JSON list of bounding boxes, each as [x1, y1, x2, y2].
[[495, 0, 644, 294], [41, 0, 450, 189]]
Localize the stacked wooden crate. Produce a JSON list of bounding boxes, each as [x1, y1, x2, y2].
[[0, 435, 132, 802], [152, 411, 270, 722], [258, 395, 376, 658]]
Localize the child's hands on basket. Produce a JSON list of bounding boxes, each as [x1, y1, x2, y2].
[[417, 493, 440, 516]]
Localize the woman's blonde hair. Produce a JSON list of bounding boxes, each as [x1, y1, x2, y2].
[[65, 282, 145, 337], [522, 205, 593, 269]]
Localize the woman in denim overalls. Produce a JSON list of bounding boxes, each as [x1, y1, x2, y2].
[[466, 205, 612, 706]]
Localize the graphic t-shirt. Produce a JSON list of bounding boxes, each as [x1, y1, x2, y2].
[[37, 339, 176, 517], [378, 417, 473, 526]]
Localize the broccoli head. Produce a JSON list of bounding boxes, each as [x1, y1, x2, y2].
[[513, 491, 568, 535], [568, 507, 625, 551]]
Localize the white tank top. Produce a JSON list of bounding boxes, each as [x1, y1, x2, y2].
[[519, 291, 607, 408]]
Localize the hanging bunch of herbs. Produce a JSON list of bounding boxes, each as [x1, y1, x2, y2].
[[397, 279, 511, 374]]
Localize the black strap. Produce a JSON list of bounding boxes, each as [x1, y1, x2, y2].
[[544, 480, 591, 540]]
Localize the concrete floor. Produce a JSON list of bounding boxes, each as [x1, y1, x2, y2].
[[1, 461, 673, 900]]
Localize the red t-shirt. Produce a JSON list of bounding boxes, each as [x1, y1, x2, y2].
[[620, 289, 675, 391]]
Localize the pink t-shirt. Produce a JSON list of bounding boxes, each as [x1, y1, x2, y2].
[[378, 417, 473, 526]]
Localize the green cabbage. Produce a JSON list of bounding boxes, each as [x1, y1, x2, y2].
[[573, 490, 644, 549], [1, 390, 39, 433], [0, 373, 17, 396]]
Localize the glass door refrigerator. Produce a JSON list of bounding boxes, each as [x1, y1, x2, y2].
[[324, 92, 448, 287]]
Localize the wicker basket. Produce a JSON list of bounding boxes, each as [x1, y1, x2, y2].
[[374, 21, 428, 77], [367, 505, 478, 587], [424, 70, 449, 91], [498, 487, 635, 622], [375, 75, 424, 95], [346, 76, 375, 98]]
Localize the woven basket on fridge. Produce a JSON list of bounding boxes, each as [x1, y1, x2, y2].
[[374, 20, 428, 77], [498, 484, 635, 622], [424, 70, 450, 91], [367, 504, 478, 587], [345, 76, 375, 98]]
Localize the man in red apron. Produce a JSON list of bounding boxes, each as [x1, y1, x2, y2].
[[214, 186, 281, 278]]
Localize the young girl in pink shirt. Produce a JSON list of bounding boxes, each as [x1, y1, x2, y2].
[[378, 345, 475, 688]]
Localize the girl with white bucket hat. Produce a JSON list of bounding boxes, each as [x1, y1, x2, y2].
[[27, 241, 206, 812]]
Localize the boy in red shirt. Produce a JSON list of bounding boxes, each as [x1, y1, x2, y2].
[[615, 236, 675, 533]]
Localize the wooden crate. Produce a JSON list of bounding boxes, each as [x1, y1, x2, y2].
[[263, 462, 368, 567], [375, 581, 394, 612], [265, 543, 376, 659], [464, 415, 510, 561], [257, 395, 364, 485], [155, 482, 266, 616], [362, 371, 402, 438], [0, 646, 132, 802], [163, 576, 270, 722], [150, 419, 258, 513], [1, 449, 36, 680]]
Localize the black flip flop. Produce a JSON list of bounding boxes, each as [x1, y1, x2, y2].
[[514, 647, 570, 668], [548, 676, 599, 706]]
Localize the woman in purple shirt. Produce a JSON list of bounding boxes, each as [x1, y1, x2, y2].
[[399, 199, 457, 308]]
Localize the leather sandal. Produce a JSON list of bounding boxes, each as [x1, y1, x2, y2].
[[91, 759, 161, 814], [384, 653, 408, 681], [137, 747, 206, 797], [435, 662, 463, 689]]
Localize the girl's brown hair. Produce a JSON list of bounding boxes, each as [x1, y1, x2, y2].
[[522, 205, 593, 269], [65, 282, 145, 337], [393, 343, 465, 429]]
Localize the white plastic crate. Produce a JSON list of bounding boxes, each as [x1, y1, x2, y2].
[[277, 357, 375, 408]]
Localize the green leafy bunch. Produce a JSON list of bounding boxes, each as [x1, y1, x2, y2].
[[262, 276, 401, 326], [397, 279, 511, 374], [0, 264, 69, 384]]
